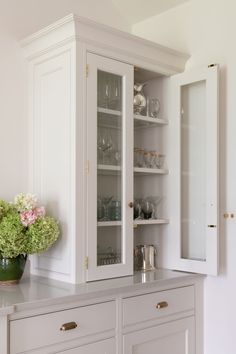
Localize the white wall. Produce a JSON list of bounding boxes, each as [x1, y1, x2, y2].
[[0, 0, 130, 201], [133, 1, 236, 353], [0, 33, 27, 200]]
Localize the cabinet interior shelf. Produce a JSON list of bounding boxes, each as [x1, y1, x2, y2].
[[134, 167, 168, 175], [134, 114, 168, 128], [97, 219, 169, 227], [97, 164, 168, 176], [97, 107, 168, 129]]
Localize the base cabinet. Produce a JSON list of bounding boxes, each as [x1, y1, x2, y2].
[[123, 317, 195, 354], [59, 338, 115, 354], [8, 278, 200, 354]]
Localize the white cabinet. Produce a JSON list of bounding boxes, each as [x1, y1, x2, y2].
[[22, 14, 218, 283], [123, 317, 195, 354], [60, 338, 115, 354], [10, 301, 116, 353], [8, 276, 200, 354]]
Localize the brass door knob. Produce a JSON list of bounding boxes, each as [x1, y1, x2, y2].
[[60, 322, 78, 331], [128, 202, 134, 208], [156, 301, 168, 309]]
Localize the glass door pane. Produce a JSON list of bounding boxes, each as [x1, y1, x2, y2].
[[168, 65, 218, 275], [86, 52, 133, 281], [97, 70, 123, 267], [181, 80, 207, 261]]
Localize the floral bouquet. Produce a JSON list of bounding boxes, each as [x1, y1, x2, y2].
[[0, 193, 59, 259]]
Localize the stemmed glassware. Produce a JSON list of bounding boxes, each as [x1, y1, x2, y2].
[[148, 98, 160, 118], [133, 197, 162, 220], [97, 129, 114, 165], [98, 71, 121, 110], [134, 199, 142, 219], [146, 196, 162, 219], [141, 199, 154, 219], [134, 148, 166, 169], [100, 196, 113, 221]]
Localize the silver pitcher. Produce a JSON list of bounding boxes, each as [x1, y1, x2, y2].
[[134, 244, 157, 271]]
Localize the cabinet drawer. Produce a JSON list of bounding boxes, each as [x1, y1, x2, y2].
[[10, 301, 116, 354], [123, 286, 194, 326]]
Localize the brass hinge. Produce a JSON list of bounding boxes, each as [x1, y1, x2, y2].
[[86, 64, 89, 77], [86, 160, 90, 175], [85, 256, 89, 269]]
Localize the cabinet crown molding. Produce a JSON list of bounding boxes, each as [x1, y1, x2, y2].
[[21, 13, 189, 74]]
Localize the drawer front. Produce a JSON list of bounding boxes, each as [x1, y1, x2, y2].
[[10, 301, 116, 354], [123, 286, 194, 326]]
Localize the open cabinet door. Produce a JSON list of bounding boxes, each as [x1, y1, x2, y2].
[[166, 65, 219, 275]]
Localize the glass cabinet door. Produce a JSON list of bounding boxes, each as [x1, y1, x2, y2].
[[86, 53, 133, 281], [169, 65, 218, 275]]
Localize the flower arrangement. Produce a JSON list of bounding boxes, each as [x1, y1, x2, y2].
[[0, 193, 59, 258]]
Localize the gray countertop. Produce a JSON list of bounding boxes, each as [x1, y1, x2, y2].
[[0, 269, 202, 317]]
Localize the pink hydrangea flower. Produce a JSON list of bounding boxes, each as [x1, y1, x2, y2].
[[35, 206, 45, 218], [20, 207, 45, 227]]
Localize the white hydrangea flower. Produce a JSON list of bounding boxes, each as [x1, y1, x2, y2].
[[14, 193, 38, 212]]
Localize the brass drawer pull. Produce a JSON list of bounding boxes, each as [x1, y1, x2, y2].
[[156, 301, 168, 309], [60, 321, 78, 331]]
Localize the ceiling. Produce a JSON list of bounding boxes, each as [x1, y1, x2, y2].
[[112, 0, 189, 24]]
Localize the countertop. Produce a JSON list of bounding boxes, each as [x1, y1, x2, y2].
[[0, 269, 202, 317]]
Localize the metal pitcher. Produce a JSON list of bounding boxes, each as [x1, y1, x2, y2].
[[134, 244, 157, 271]]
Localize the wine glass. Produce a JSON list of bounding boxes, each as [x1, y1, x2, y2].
[[103, 131, 114, 165], [141, 199, 154, 219], [134, 199, 143, 220], [97, 130, 107, 164], [97, 196, 104, 221], [110, 76, 121, 110], [148, 98, 160, 118], [101, 196, 113, 221], [146, 196, 162, 219]]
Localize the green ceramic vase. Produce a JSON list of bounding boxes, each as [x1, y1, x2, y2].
[[0, 254, 27, 285]]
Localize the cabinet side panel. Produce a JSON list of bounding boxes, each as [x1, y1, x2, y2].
[[30, 46, 76, 282]]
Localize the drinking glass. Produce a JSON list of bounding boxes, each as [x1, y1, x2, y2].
[[99, 72, 111, 108], [103, 131, 114, 165], [97, 197, 104, 221], [101, 196, 113, 221], [141, 199, 154, 219], [97, 130, 106, 163], [134, 199, 143, 220], [154, 154, 165, 169], [110, 200, 121, 221], [149, 151, 156, 168], [148, 98, 160, 118], [146, 196, 162, 219], [110, 76, 121, 110], [143, 151, 151, 168]]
